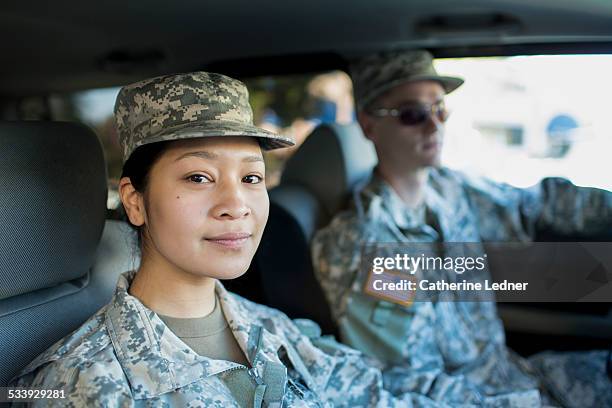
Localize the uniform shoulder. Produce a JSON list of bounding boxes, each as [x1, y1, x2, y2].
[[429, 166, 470, 184], [429, 167, 505, 196], [12, 306, 115, 385], [13, 345, 131, 405], [313, 208, 368, 244], [224, 291, 305, 337], [227, 291, 289, 322]]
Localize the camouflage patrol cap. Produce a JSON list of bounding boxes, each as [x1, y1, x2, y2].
[[351, 50, 464, 110], [114, 71, 295, 162]]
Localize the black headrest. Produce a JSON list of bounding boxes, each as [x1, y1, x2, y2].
[[280, 123, 376, 221], [0, 121, 107, 300]]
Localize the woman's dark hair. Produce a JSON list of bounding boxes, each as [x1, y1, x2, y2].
[[120, 140, 172, 244], [121, 141, 172, 193]]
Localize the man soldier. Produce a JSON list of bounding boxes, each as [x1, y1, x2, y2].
[[312, 50, 612, 407]]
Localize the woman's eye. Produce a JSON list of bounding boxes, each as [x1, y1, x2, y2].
[[242, 174, 263, 184], [187, 174, 211, 184]]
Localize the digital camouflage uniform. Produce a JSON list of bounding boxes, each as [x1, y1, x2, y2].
[[10, 271, 465, 407], [311, 169, 612, 408]]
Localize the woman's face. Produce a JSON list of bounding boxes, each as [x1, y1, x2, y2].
[[137, 136, 269, 280]]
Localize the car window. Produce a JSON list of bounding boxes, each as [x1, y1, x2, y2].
[[47, 54, 612, 209], [437, 55, 612, 191]]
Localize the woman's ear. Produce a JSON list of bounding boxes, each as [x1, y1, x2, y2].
[[119, 177, 146, 227]]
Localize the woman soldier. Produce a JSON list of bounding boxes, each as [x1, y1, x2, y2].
[[10, 72, 443, 407]]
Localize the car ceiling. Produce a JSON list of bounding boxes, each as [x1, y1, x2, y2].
[[3, 0, 612, 95]]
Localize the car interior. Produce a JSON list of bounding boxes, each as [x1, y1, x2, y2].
[[1, 0, 612, 389]]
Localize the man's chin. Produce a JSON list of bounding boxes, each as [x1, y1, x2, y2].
[[421, 155, 443, 169]]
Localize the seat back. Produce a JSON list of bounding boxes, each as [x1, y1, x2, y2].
[[276, 122, 377, 239], [0, 121, 138, 386]]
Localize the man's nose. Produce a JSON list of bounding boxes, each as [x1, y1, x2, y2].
[[211, 182, 251, 219], [424, 110, 444, 135]]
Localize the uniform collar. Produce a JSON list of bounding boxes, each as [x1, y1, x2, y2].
[[356, 169, 468, 242], [105, 271, 290, 400], [361, 171, 428, 230]]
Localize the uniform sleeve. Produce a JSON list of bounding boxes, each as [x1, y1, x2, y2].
[[8, 353, 134, 408], [313, 345, 449, 408], [311, 213, 365, 321], [290, 318, 544, 407], [276, 314, 448, 408], [460, 174, 612, 241], [282, 319, 524, 407]]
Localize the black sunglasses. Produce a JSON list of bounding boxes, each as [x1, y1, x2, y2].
[[368, 100, 449, 126]]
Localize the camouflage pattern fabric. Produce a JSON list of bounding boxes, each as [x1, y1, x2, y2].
[[350, 50, 464, 110], [114, 71, 295, 162], [312, 168, 612, 408], [10, 270, 483, 407]]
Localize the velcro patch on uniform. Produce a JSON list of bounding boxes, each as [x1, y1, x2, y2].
[[363, 268, 416, 307]]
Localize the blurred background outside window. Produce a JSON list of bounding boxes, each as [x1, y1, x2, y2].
[[43, 55, 612, 209]]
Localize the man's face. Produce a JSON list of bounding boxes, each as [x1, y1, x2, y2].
[[359, 80, 447, 170]]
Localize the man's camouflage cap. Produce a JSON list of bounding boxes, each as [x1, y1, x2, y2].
[[351, 50, 464, 110], [114, 71, 295, 162]]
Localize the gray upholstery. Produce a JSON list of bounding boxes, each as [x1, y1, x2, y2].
[[269, 186, 320, 242], [0, 121, 107, 299], [0, 121, 138, 387], [275, 122, 377, 239]]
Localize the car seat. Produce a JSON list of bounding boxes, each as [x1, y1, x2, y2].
[[0, 121, 138, 387]]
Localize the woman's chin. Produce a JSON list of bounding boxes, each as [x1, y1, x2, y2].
[[198, 260, 252, 281]]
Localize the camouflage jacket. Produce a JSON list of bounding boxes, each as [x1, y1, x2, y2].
[[311, 168, 612, 408], [9, 270, 461, 407]]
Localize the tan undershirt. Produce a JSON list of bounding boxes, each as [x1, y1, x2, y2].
[[158, 295, 249, 365]]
